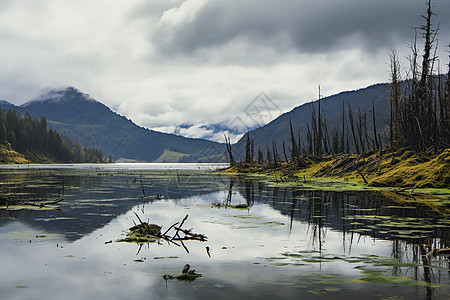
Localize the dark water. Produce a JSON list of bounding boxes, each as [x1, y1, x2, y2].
[[0, 167, 449, 299]]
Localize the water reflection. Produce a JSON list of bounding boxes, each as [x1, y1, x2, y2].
[[0, 169, 449, 299], [228, 178, 450, 299], [0, 169, 228, 240]]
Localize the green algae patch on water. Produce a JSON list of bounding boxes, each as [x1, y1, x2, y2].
[[0, 204, 56, 211], [15, 285, 29, 289], [163, 273, 202, 283], [353, 267, 435, 287], [307, 287, 342, 294], [262, 221, 285, 226]]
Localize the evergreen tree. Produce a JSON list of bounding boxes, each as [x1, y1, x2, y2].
[[0, 108, 107, 163]]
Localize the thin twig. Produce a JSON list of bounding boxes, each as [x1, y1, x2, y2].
[[162, 222, 179, 236]]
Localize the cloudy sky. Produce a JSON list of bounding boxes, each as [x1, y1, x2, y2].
[[1, 0, 449, 142]]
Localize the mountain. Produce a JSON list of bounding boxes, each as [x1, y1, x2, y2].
[[0, 87, 226, 162], [0, 100, 16, 112], [233, 83, 391, 159]]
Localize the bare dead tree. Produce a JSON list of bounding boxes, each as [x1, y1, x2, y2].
[[317, 85, 323, 155], [224, 134, 235, 165], [389, 49, 402, 148], [272, 139, 281, 166], [257, 148, 264, 164], [347, 103, 360, 154], [321, 113, 330, 155], [331, 126, 340, 154], [371, 99, 379, 151], [282, 140, 288, 162], [356, 108, 366, 153], [297, 131, 304, 156], [266, 145, 273, 164], [444, 45, 450, 145], [310, 103, 318, 155], [388, 0, 446, 151], [306, 123, 313, 155], [341, 101, 346, 153], [288, 116, 299, 160], [245, 132, 254, 164]]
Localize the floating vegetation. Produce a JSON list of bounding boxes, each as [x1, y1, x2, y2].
[[270, 251, 450, 275], [163, 264, 202, 283], [211, 202, 250, 209], [64, 255, 86, 260], [259, 252, 450, 291], [307, 287, 341, 294], [354, 267, 429, 286], [163, 273, 202, 282], [262, 221, 285, 226]]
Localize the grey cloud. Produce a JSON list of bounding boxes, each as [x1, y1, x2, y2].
[[1, 0, 449, 143], [126, 0, 183, 20], [152, 0, 450, 58]]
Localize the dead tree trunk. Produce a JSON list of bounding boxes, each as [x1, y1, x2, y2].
[[371, 99, 379, 150], [347, 103, 360, 154], [224, 134, 235, 165]]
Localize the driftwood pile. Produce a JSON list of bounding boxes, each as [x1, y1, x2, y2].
[[119, 213, 207, 253]]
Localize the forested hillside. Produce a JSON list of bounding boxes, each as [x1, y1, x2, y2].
[[0, 109, 108, 163]]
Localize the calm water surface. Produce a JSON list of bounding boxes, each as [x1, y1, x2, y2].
[[0, 164, 449, 299]]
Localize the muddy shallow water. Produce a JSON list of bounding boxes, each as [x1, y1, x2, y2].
[[0, 165, 449, 299]]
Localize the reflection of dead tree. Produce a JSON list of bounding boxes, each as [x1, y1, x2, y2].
[[0, 187, 18, 208], [307, 191, 327, 256], [224, 180, 234, 206], [244, 181, 255, 207], [0, 184, 64, 209], [212, 179, 251, 210]]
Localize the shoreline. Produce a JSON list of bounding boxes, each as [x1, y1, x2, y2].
[[219, 149, 450, 216], [221, 148, 450, 190]]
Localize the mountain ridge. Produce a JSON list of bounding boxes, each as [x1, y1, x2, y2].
[[0, 82, 397, 163], [233, 82, 391, 159], [0, 87, 226, 162]]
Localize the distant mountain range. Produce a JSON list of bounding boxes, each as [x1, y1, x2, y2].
[[233, 83, 391, 159], [0, 82, 396, 163], [0, 87, 226, 162]]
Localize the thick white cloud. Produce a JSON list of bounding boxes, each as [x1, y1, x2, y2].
[[0, 0, 449, 142]]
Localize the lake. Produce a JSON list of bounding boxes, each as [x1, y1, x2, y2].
[[0, 164, 449, 299]]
